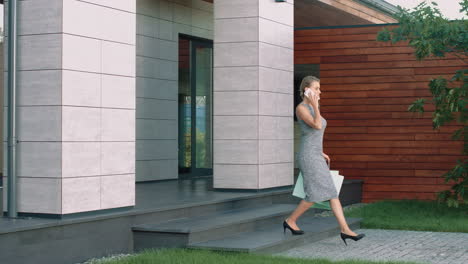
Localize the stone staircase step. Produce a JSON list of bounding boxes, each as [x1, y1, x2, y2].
[[133, 203, 306, 250], [188, 216, 361, 253]]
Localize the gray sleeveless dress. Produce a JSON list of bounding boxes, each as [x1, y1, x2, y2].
[[297, 103, 339, 203]]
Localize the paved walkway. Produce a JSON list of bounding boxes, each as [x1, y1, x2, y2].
[[275, 229, 468, 264]]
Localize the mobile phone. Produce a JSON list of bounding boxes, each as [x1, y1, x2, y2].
[[304, 89, 315, 98]]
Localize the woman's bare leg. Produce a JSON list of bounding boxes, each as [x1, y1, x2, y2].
[[285, 199, 314, 230], [330, 198, 357, 236]]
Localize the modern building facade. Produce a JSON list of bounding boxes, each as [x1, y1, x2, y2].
[[1, 0, 400, 217]]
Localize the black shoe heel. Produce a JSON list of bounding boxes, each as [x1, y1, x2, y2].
[[340, 232, 365, 246], [283, 220, 305, 235], [341, 236, 348, 246]]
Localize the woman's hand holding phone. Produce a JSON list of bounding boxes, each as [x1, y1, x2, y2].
[[305, 89, 319, 108]]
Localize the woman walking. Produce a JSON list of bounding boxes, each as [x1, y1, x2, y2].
[[283, 76, 365, 246]]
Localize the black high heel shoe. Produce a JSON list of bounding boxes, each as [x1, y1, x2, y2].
[[283, 220, 305, 235], [340, 232, 365, 246]]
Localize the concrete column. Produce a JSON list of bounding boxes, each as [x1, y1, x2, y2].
[[3, 0, 136, 216], [213, 0, 294, 189]]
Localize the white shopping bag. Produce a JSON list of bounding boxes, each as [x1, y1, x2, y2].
[[293, 170, 343, 198], [292, 161, 344, 210], [330, 170, 344, 194]]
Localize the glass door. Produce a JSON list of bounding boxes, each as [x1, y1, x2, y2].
[[178, 36, 213, 178]]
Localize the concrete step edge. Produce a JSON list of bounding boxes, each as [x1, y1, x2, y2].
[[187, 217, 362, 252], [132, 204, 298, 233]]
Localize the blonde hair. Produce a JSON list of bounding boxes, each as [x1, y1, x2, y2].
[[299, 76, 320, 99]]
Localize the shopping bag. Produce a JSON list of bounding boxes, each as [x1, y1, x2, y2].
[[292, 166, 344, 210], [292, 172, 331, 209], [330, 170, 344, 194]]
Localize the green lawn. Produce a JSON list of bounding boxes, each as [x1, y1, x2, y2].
[[88, 249, 418, 264], [345, 199, 468, 233]]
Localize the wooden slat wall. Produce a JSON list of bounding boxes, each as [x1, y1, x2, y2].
[[295, 25, 467, 203]]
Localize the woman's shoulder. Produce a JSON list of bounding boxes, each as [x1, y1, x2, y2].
[[296, 102, 310, 110], [296, 103, 308, 114], [297, 103, 313, 112], [296, 103, 315, 119]]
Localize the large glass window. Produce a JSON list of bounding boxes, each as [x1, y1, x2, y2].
[[178, 35, 213, 178]]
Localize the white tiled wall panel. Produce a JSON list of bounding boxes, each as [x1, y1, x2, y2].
[[62, 142, 101, 178], [62, 176, 101, 214], [101, 174, 136, 208], [62, 34, 101, 73], [213, 0, 294, 189], [17, 70, 62, 106], [62, 70, 101, 107], [63, 0, 136, 45], [3, 0, 137, 215]]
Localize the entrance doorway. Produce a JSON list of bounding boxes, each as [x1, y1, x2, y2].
[[178, 35, 213, 179]]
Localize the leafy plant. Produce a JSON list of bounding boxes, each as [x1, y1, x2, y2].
[[377, 1, 467, 207]]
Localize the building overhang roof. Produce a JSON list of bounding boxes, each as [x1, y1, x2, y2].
[[0, 0, 398, 28], [355, 0, 399, 17], [295, 0, 398, 28]]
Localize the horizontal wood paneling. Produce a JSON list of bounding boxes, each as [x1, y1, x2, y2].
[[326, 148, 459, 155], [324, 112, 435, 120], [363, 192, 437, 202], [321, 97, 432, 106], [295, 25, 467, 203], [295, 34, 379, 43], [317, 83, 432, 91], [320, 59, 466, 70], [295, 40, 409, 50], [295, 26, 398, 36], [320, 104, 436, 112], [295, 52, 462, 64], [325, 141, 462, 148], [318, 74, 454, 84], [297, 47, 416, 57]]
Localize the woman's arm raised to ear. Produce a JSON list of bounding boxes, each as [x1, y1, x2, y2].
[[296, 104, 322, 130]]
